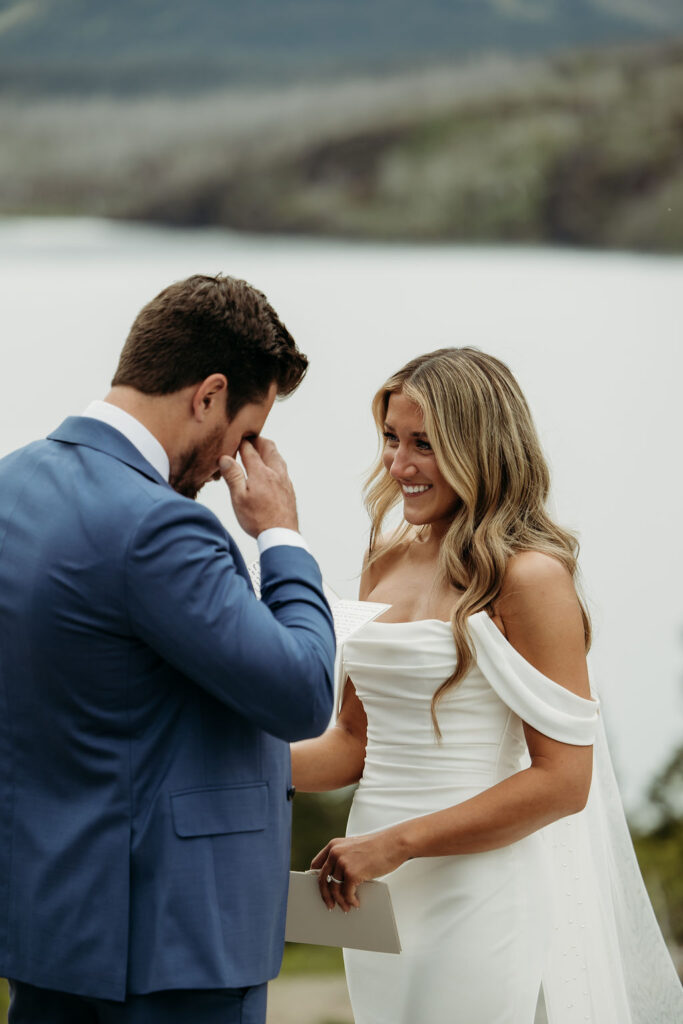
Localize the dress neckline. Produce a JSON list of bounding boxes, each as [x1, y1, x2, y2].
[[359, 611, 598, 710], [368, 611, 488, 627]]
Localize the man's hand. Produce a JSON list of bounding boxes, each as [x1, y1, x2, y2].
[[219, 437, 299, 538]]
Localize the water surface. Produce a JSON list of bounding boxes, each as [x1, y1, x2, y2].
[[1, 217, 681, 813]]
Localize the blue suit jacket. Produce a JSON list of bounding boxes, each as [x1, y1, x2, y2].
[[0, 417, 335, 1000]]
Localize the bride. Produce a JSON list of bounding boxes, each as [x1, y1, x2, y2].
[[291, 348, 682, 1023]]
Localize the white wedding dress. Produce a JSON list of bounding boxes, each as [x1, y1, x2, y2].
[[340, 612, 683, 1024]]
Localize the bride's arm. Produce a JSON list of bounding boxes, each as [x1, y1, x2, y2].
[[291, 549, 378, 792], [291, 678, 367, 791], [312, 552, 594, 910]]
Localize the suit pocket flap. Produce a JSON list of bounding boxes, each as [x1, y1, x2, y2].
[[171, 783, 268, 837]]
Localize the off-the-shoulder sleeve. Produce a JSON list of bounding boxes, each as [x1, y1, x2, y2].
[[468, 610, 599, 745]]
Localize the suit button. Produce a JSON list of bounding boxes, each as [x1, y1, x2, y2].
[[286, 786, 296, 801]]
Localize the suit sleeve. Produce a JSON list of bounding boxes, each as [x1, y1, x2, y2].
[[124, 497, 336, 741]]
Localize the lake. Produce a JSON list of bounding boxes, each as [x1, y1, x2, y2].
[[1, 216, 681, 814]]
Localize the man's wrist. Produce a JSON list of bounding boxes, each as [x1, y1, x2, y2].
[[257, 528, 311, 556]]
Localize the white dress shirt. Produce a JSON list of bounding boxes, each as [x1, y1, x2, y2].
[[83, 400, 170, 481], [82, 400, 308, 556]]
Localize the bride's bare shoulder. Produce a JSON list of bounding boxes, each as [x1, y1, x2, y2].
[[499, 550, 576, 601], [495, 550, 585, 647]]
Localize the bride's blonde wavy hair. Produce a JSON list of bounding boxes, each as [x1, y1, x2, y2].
[[365, 347, 591, 738]]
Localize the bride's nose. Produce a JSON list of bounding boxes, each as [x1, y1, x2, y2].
[[390, 447, 417, 479]]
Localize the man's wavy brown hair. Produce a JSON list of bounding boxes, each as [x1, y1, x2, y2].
[[112, 274, 308, 415]]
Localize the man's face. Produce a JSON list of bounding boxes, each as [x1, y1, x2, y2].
[[170, 382, 277, 500]]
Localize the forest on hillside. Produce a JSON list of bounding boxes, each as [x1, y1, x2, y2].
[[1, 38, 682, 251]]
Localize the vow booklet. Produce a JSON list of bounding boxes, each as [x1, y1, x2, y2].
[[285, 870, 402, 954], [247, 561, 390, 645]]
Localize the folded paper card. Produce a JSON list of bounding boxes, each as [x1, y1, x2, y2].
[[285, 870, 402, 954]]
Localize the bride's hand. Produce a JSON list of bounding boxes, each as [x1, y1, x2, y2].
[[310, 829, 408, 912]]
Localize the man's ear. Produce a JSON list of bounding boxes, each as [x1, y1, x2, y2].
[[192, 374, 228, 421]]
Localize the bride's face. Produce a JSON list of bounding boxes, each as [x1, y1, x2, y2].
[[382, 391, 460, 531]]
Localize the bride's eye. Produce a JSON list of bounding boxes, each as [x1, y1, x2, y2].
[[383, 431, 399, 445], [416, 439, 433, 452]]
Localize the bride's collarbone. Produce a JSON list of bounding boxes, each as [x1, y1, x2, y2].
[[365, 584, 462, 625], [364, 547, 500, 625], [364, 577, 503, 631]]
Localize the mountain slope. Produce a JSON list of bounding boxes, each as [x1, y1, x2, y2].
[[1, 39, 681, 251], [0, 0, 681, 92]]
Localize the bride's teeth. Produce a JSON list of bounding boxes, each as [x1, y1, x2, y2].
[[403, 485, 431, 495]]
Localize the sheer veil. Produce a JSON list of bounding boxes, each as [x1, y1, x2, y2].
[[468, 611, 683, 1024], [539, 709, 683, 1023]]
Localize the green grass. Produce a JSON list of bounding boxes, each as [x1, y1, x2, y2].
[[0, 978, 8, 1020], [280, 942, 345, 976]]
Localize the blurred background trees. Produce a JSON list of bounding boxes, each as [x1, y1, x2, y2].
[[633, 744, 683, 972], [0, 0, 681, 251]]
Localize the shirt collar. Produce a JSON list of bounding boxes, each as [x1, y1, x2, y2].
[[82, 400, 170, 483]]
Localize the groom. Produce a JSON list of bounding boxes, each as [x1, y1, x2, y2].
[[0, 274, 336, 1023]]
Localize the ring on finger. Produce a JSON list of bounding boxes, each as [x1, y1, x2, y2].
[[326, 874, 343, 884]]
